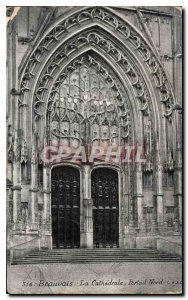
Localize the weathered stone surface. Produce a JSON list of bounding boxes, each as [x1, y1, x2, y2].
[[6, 6, 182, 294]]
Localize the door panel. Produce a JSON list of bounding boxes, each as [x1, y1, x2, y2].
[[51, 166, 80, 249], [92, 168, 119, 248]]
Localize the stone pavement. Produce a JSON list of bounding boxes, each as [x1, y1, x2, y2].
[[7, 261, 182, 295]]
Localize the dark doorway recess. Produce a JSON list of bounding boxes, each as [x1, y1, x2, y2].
[[91, 168, 119, 248], [51, 166, 80, 249]]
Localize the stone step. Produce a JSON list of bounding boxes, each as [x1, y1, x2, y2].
[[39, 248, 157, 251], [22, 258, 179, 262], [14, 259, 182, 265], [32, 250, 158, 254], [36, 251, 157, 254], [27, 253, 179, 258], [13, 248, 182, 265], [16, 254, 180, 257], [14, 256, 181, 261]]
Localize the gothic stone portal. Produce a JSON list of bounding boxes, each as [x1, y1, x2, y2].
[[6, 6, 182, 259]]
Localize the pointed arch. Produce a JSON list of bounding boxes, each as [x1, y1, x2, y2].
[[17, 6, 178, 160], [18, 6, 176, 120]]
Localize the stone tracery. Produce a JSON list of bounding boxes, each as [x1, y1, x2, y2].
[[32, 31, 151, 122], [47, 55, 131, 148], [18, 7, 176, 121]]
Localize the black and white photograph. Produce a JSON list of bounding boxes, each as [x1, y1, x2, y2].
[[5, 4, 183, 295]]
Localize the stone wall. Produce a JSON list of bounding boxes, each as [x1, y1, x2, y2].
[[6, 6, 182, 255]]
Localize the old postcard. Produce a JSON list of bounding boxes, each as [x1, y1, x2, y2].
[[6, 5, 182, 295]]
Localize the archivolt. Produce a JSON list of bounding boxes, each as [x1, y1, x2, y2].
[[18, 6, 176, 124], [30, 29, 155, 145], [35, 49, 138, 144], [33, 30, 152, 118]]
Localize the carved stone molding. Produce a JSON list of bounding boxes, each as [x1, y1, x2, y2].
[[7, 125, 13, 162], [45, 54, 133, 147], [13, 138, 20, 162], [164, 148, 174, 171], [18, 6, 175, 121], [20, 139, 28, 163], [31, 146, 38, 164], [32, 31, 151, 122]]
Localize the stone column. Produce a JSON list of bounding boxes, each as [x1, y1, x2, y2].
[[7, 185, 13, 250], [10, 23, 22, 231], [80, 165, 93, 248], [134, 163, 145, 233], [174, 143, 182, 231], [173, 11, 182, 232], [155, 142, 164, 232], [12, 184, 21, 226], [127, 166, 135, 234], [150, 204, 157, 234], [30, 148, 38, 231], [119, 171, 124, 248], [42, 166, 51, 223], [12, 135, 22, 230], [121, 170, 129, 246], [42, 166, 47, 223], [41, 166, 52, 249]]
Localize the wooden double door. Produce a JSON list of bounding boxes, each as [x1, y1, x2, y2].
[[51, 166, 119, 249], [51, 166, 80, 248], [91, 168, 119, 248]]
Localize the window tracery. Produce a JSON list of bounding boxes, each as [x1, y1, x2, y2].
[[47, 55, 132, 149], [33, 32, 151, 120]]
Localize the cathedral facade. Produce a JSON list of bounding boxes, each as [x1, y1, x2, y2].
[[6, 6, 182, 260]]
